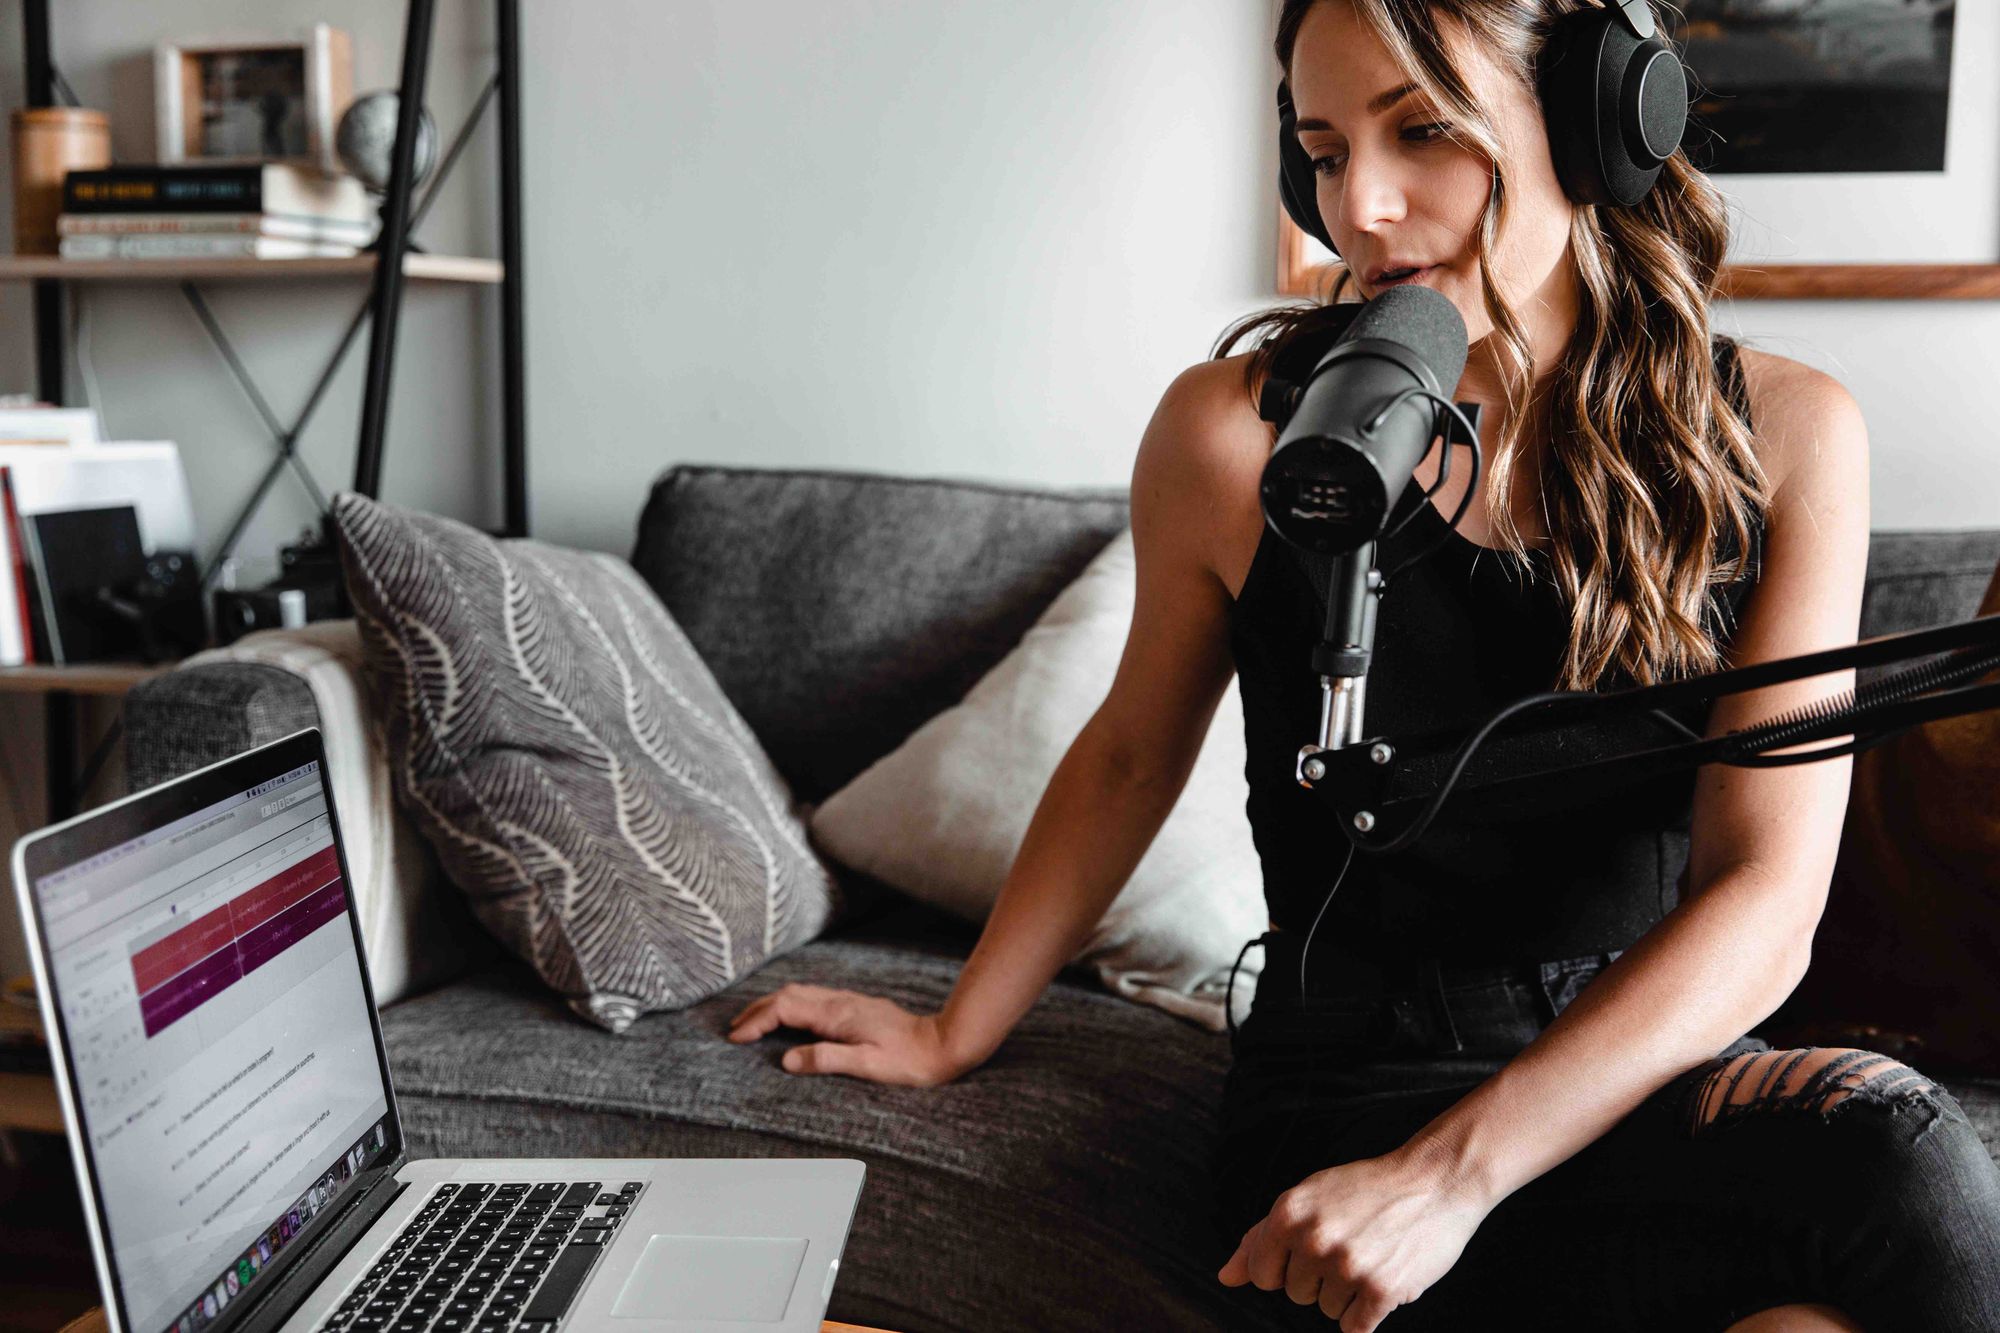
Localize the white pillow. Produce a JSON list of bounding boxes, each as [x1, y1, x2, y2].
[[808, 529, 1265, 1032]]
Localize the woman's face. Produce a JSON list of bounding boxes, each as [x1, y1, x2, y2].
[[1288, 0, 1577, 346]]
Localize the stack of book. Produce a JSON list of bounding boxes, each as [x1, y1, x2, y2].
[[58, 163, 377, 261]]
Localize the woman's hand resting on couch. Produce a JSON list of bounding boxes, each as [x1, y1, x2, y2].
[[726, 983, 968, 1087]]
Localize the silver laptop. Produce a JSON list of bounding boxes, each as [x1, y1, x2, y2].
[[13, 728, 865, 1333]]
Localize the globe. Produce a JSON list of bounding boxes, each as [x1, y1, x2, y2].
[[335, 91, 439, 194]]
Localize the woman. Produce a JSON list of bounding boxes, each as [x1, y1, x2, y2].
[[727, 1, 2000, 1328]]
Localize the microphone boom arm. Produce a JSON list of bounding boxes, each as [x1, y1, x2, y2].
[[1299, 611, 2000, 854]]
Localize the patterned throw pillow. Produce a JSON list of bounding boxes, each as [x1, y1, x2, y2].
[[331, 493, 840, 1032]]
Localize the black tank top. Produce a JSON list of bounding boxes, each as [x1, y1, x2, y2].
[[1228, 336, 1762, 965]]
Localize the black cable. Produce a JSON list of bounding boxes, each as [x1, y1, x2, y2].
[[1250, 838, 1357, 1216], [1646, 709, 1701, 741], [1376, 402, 1458, 545], [1378, 391, 1487, 587], [1299, 839, 1357, 1003], [1340, 687, 1580, 854], [1299, 837, 1356, 1196]]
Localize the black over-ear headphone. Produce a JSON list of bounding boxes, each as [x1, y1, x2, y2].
[[1276, 0, 1689, 256]]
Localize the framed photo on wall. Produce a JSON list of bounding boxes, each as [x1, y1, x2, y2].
[[154, 24, 353, 174], [1279, 0, 2000, 300]]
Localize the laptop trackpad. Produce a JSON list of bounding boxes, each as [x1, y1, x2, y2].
[[610, 1234, 810, 1322]]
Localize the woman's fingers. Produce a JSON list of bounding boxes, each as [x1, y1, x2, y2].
[[1335, 1285, 1398, 1333], [727, 984, 834, 1041], [1236, 1218, 1291, 1293], [1221, 1225, 1388, 1331], [1284, 1255, 1326, 1307], [726, 987, 958, 1086], [783, 1042, 868, 1078], [724, 993, 783, 1041]]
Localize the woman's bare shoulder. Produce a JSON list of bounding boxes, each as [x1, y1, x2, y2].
[[1732, 344, 1869, 496], [1133, 353, 1275, 598], [1148, 352, 1270, 454]]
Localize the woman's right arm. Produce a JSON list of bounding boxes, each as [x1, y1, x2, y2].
[[725, 360, 1265, 1085]]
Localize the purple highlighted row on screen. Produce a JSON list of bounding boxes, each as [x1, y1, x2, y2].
[[137, 882, 348, 1037]]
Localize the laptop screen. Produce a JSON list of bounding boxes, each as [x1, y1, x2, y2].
[[24, 747, 397, 1333]]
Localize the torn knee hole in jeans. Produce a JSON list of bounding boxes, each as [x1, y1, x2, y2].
[[1687, 1047, 1939, 1135]]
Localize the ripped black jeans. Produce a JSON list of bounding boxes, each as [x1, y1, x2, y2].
[[1211, 929, 2000, 1332]]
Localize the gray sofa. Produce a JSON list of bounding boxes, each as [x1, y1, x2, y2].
[[123, 465, 2000, 1333]]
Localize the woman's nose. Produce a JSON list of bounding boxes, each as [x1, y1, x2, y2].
[[1329, 147, 1409, 243]]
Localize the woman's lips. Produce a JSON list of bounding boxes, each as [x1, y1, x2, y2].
[[1374, 265, 1436, 289]]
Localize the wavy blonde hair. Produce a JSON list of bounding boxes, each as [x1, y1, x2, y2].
[[1218, 0, 1769, 690]]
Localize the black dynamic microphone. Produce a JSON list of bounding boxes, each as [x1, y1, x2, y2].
[[1259, 284, 1469, 556]]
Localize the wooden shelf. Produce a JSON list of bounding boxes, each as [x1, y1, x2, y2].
[[0, 254, 503, 284], [0, 661, 172, 695], [1, 977, 43, 1040]]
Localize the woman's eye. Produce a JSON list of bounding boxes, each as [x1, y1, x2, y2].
[[1309, 124, 1451, 178]]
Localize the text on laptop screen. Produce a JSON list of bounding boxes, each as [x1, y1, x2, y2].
[[31, 760, 392, 1333]]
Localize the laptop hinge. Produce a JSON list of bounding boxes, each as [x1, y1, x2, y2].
[[226, 1156, 412, 1332]]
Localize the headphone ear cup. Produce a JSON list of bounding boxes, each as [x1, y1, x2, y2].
[[1536, 3, 1688, 208], [1276, 80, 1338, 257]]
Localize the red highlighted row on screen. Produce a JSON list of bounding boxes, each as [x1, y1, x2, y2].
[[128, 845, 348, 1038]]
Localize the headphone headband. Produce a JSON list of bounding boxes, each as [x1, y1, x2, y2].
[[1607, 0, 1656, 41]]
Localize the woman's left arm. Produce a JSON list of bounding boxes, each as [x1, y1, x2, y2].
[[1412, 357, 1872, 1195], [1219, 360, 1871, 1330]]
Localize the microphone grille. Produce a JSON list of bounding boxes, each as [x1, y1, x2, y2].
[[1341, 285, 1469, 394]]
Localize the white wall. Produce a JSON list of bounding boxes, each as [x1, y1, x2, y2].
[[1711, 300, 2000, 528], [514, 0, 1277, 551], [2, 1, 1998, 979]]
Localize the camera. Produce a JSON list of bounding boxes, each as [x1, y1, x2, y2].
[[211, 526, 349, 646]]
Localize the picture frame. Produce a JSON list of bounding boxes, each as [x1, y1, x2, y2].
[[154, 24, 353, 174], [1279, 221, 2000, 302], [1278, 0, 2000, 301]]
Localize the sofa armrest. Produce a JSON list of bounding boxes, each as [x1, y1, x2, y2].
[[124, 659, 319, 793], [123, 622, 487, 1004]]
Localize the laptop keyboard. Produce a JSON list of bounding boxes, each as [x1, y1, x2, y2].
[[319, 1180, 643, 1333]]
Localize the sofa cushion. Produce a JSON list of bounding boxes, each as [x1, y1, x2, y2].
[[630, 465, 1129, 804], [379, 901, 1263, 1333], [1857, 530, 2000, 646], [333, 493, 841, 1033]]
